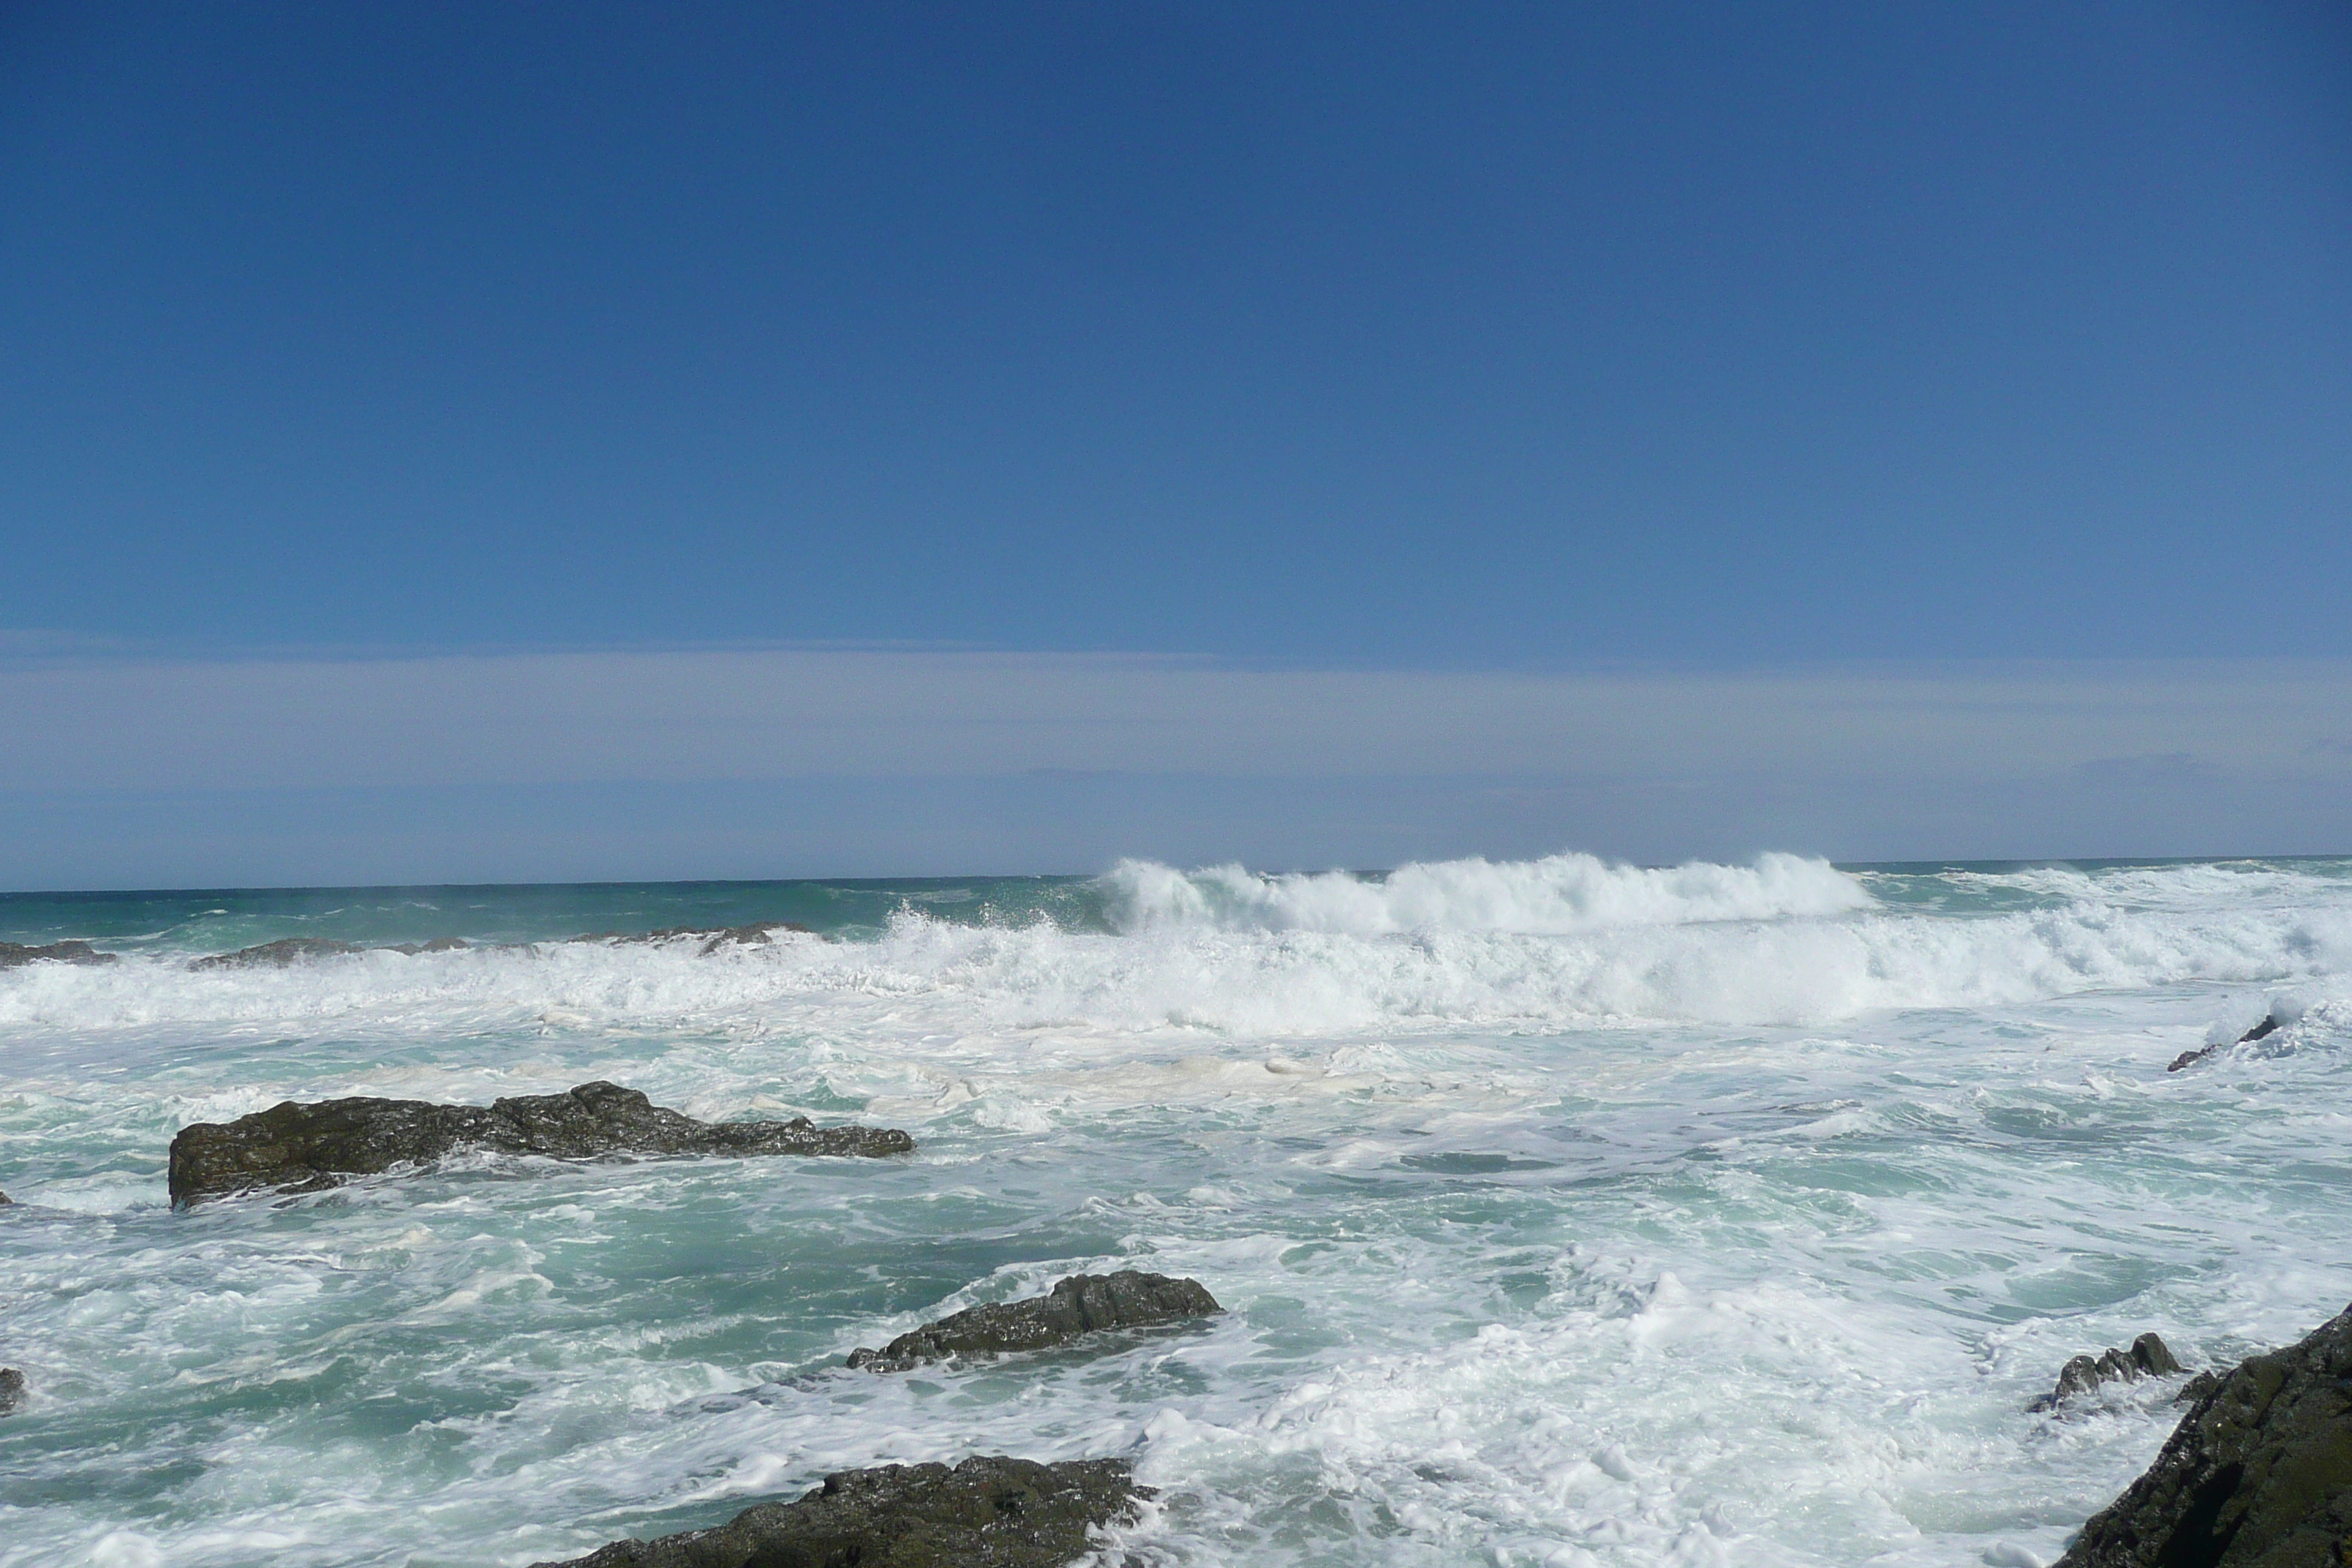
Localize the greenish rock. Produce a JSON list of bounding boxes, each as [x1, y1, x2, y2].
[[167, 1080, 913, 1205], [530, 1455, 1149, 1568], [2057, 1300, 2352, 1567], [848, 1271, 1223, 1371]]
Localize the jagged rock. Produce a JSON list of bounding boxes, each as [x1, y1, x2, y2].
[[848, 1270, 1222, 1371], [385, 937, 470, 954], [190, 937, 363, 970], [0, 1190, 10, 1205], [167, 1080, 913, 1205], [0, 1368, 23, 1414], [570, 922, 814, 955], [2172, 1014, 2286, 1072], [2057, 1300, 2352, 1567], [0, 939, 116, 968], [530, 1455, 1148, 1568], [2031, 1333, 2186, 1412]]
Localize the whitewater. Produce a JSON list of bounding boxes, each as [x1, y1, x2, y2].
[[3, 852, 2351, 1567]]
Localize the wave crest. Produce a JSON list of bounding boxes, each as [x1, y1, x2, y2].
[[1098, 851, 1874, 936]]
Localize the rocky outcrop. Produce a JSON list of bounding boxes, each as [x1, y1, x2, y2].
[[2057, 1300, 2352, 1567], [2171, 1013, 2285, 1073], [570, 922, 813, 955], [190, 938, 363, 970], [167, 1080, 913, 1205], [848, 1270, 1222, 1371], [187, 924, 810, 968], [0, 1368, 23, 1414], [0, 939, 116, 968], [531, 1456, 1148, 1568], [2031, 1333, 2186, 1412]]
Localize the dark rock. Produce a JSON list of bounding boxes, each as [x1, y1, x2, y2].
[[0, 1190, 10, 1205], [570, 922, 814, 956], [190, 938, 363, 970], [385, 937, 470, 954], [529, 1455, 1149, 1568], [0, 939, 116, 969], [2173, 1012, 2288, 1072], [2032, 1333, 2187, 1412], [848, 1270, 1223, 1371], [0, 1368, 23, 1414], [167, 1080, 913, 1205], [2057, 1300, 2352, 1567]]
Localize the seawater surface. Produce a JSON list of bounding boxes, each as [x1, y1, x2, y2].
[[2, 853, 2350, 1568]]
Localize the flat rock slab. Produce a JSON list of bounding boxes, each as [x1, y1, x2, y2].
[[532, 1455, 1149, 1568], [849, 1270, 1222, 1371], [2031, 1332, 2185, 1412], [2057, 1299, 2352, 1567], [167, 1080, 912, 1205]]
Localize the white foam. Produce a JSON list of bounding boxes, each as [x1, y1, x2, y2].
[[1101, 852, 1875, 935], [3, 859, 2346, 1054]]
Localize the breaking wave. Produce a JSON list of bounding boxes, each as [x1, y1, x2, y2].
[[4, 854, 2347, 1042], [1098, 851, 1874, 935]]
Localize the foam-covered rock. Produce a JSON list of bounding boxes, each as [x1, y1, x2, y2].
[[167, 1081, 912, 1205], [2057, 1301, 2352, 1567], [848, 1270, 1222, 1371], [529, 1455, 1148, 1568], [2031, 1332, 2186, 1412]]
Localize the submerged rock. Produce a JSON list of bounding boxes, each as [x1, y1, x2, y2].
[[167, 1080, 913, 1205], [531, 1455, 1149, 1568], [0, 939, 116, 969], [848, 1270, 1223, 1371], [189, 937, 363, 970], [2057, 1300, 2352, 1567], [0, 1368, 23, 1414], [2031, 1333, 2187, 1412], [2171, 1012, 2287, 1072]]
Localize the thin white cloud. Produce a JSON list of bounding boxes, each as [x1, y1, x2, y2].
[[4, 648, 2347, 792]]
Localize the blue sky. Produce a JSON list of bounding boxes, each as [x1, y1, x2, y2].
[[1, 3, 2348, 883]]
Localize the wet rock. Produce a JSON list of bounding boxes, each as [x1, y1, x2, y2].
[[570, 922, 814, 955], [0, 939, 116, 968], [167, 1080, 913, 1205], [0, 1368, 23, 1414], [848, 1270, 1223, 1371], [2031, 1333, 2187, 1412], [2056, 1300, 2352, 1567], [189, 937, 363, 970], [530, 1455, 1148, 1568], [0, 1190, 10, 1205], [385, 936, 470, 954], [2171, 1013, 2287, 1072]]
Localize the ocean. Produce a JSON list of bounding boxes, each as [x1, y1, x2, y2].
[[1, 853, 2348, 1567]]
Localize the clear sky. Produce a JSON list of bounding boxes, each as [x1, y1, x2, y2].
[[2, 3, 2348, 884]]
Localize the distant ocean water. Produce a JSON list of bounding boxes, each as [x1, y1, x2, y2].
[[2, 853, 2349, 1567]]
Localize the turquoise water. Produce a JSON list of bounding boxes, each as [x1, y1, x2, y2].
[[2, 853, 2349, 1567]]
